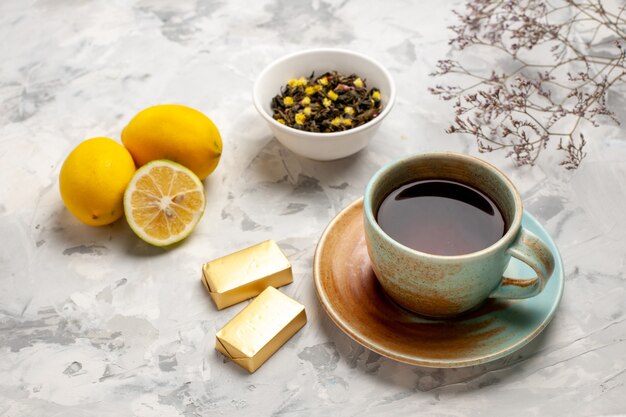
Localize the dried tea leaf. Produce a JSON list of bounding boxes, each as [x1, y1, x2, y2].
[[271, 71, 383, 133]]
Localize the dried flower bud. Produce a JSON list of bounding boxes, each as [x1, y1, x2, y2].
[[295, 113, 306, 125]]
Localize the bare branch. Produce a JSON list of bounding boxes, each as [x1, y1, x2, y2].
[[431, 0, 626, 168]]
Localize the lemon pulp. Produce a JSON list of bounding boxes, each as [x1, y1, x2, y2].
[[124, 160, 205, 246]]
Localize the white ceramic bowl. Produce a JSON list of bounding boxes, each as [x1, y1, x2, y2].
[[253, 48, 396, 160]]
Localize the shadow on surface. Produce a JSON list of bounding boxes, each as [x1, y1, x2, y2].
[[316, 302, 558, 394], [249, 138, 365, 187], [50, 173, 219, 257]]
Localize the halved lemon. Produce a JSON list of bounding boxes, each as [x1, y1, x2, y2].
[[124, 160, 205, 246]]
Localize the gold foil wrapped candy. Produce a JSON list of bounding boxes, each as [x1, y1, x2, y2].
[[215, 286, 307, 373], [202, 240, 293, 309]]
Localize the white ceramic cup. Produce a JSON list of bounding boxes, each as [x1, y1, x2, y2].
[[253, 48, 396, 160]]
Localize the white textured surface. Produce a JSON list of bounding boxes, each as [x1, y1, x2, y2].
[[1, 0, 626, 415]]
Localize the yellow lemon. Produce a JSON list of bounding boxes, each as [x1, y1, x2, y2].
[[121, 104, 222, 180], [59, 137, 136, 226], [124, 160, 205, 246]]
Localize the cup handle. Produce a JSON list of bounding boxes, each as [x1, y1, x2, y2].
[[489, 228, 556, 299]]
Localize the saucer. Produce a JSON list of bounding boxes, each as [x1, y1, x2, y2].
[[313, 198, 564, 368]]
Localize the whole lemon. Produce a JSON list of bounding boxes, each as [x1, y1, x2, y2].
[[121, 104, 222, 180], [59, 137, 136, 226]]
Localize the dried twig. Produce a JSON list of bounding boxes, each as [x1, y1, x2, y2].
[[430, 0, 626, 169]]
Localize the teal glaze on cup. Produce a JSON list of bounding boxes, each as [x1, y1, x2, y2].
[[363, 152, 556, 318]]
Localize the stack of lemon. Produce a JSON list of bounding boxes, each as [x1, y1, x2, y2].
[[59, 105, 222, 246]]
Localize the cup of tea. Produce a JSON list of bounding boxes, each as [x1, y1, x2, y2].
[[363, 152, 555, 318]]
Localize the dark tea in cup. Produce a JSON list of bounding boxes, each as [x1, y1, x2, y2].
[[376, 179, 506, 256]]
